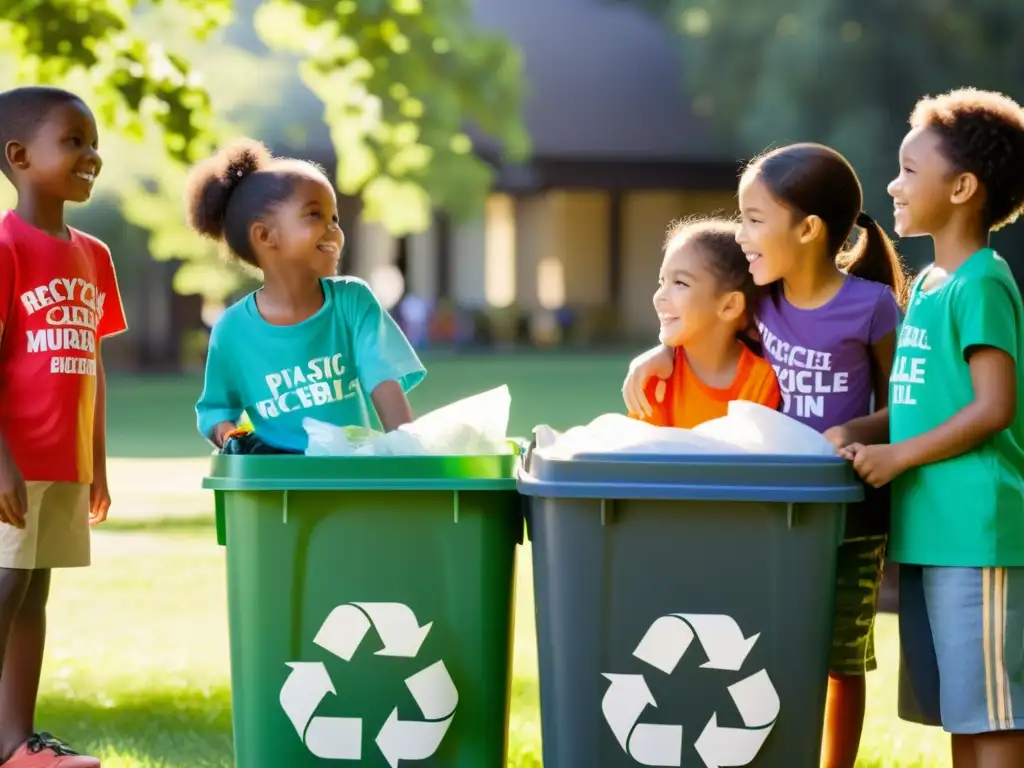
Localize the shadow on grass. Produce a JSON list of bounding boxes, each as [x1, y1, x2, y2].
[[38, 687, 233, 767], [100, 515, 216, 536]]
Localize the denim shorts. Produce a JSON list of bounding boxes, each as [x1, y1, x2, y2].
[[898, 565, 1024, 733]]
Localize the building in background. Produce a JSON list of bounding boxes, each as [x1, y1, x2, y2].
[[351, 0, 739, 348]]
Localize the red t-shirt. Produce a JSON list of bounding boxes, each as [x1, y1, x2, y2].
[[0, 210, 128, 483]]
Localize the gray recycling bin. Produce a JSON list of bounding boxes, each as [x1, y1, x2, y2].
[[517, 449, 863, 768]]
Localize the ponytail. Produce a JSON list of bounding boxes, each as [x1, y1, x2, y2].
[[746, 143, 909, 309], [837, 212, 908, 309]]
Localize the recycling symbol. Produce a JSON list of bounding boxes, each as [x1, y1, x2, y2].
[[279, 602, 458, 766], [602, 613, 779, 768]]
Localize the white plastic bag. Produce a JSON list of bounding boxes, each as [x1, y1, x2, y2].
[[393, 384, 512, 456], [533, 401, 836, 459], [534, 413, 743, 460], [693, 401, 835, 456], [304, 422, 383, 456], [303, 385, 513, 456]]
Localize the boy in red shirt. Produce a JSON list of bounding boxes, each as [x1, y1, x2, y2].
[[0, 87, 127, 767]]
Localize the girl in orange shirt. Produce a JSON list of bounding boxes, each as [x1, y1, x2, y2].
[[630, 218, 781, 428]]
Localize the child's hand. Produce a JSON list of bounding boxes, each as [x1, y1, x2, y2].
[[823, 425, 852, 453], [843, 442, 909, 488], [0, 451, 27, 529], [89, 471, 111, 526], [622, 346, 675, 418]]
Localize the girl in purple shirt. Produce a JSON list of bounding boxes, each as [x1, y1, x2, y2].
[[622, 143, 906, 768]]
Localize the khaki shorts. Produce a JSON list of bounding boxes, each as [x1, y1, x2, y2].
[[0, 482, 91, 570]]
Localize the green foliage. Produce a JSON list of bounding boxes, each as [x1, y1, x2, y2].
[[0, 0, 230, 163], [252, 0, 529, 232], [0, 0, 529, 298], [634, 0, 1024, 267]]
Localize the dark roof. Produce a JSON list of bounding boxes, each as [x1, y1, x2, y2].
[[474, 0, 722, 160]]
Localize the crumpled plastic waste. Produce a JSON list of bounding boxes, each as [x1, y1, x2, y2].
[[533, 401, 836, 459], [304, 385, 514, 456], [532, 414, 743, 460], [693, 401, 836, 456]]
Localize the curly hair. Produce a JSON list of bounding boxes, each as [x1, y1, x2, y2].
[[183, 137, 327, 266], [911, 87, 1024, 231]]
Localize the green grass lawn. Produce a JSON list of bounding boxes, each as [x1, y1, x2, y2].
[[71, 357, 953, 765]]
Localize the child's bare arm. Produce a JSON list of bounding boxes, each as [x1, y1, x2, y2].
[[0, 428, 26, 529], [209, 422, 239, 449], [0, 254, 24, 526], [89, 350, 113, 524], [827, 331, 896, 447], [196, 326, 243, 449], [622, 344, 675, 417], [847, 346, 1015, 487], [371, 380, 414, 432]]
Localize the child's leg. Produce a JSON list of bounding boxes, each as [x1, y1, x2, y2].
[[0, 568, 50, 753], [0, 482, 98, 767], [822, 674, 866, 768], [0, 568, 34, 758], [970, 732, 1024, 766], [920, 567, 1024, 768], [820, 535, 887, 768], [951, 735, 978, 768]]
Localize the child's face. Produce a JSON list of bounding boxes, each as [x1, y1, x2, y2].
[[887, 126, 957, 238], [736, 173, 803, 286], [264, 172, 345, 278], [653, 241, 743, 347], [16, 100, 101, 203]]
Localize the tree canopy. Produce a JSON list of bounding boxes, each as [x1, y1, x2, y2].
[[633, 0, 1024, 268], [0, 0, 529, 295]]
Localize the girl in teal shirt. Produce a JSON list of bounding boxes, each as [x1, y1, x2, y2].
[[188, 138, 425, 454]]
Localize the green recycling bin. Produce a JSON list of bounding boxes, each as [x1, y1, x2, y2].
[[203, 453, 523, 768]]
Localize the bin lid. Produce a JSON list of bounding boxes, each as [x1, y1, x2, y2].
[[202, 454, 518, 491], [517, 450, 864, 503]]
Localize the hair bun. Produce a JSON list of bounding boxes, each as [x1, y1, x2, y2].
[[184, 137, 272, 241], [223, 141, 267, 193]]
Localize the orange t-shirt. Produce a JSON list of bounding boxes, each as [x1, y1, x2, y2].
[[632, 344, 781, 429]]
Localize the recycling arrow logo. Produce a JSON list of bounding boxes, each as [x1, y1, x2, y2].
[[602, 613, 779, 768], [279, 602, 458, 766]]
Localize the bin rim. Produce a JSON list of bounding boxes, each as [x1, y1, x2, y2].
[[517, 451, 865, 503], [202, 452, 519, 491]]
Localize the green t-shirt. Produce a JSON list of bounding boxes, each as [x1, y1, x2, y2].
[[889, 248, 1024, 567]]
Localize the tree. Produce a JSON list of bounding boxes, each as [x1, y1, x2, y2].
[[0, 0, 529, 295], [632, 0, 1024, 270]]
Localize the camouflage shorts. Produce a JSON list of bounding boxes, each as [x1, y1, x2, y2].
[[830, 534, 887, 676]]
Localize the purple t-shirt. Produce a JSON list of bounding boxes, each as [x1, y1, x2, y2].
[[755, 275, 901, 434]]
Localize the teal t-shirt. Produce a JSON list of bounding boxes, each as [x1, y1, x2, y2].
[[195, 277, 425, 452], [889, 248, 1024, 567]]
